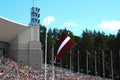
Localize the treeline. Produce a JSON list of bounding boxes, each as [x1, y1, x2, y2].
[[40, 25, 120, 79]]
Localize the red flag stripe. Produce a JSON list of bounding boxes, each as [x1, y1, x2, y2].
[[57, 36, 71, 55], [54, 32, 74, 63], [55, 39, 74, 63], [56, 32, 68, 56]]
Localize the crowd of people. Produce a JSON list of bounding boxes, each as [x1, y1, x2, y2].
[[0, 57, 104, 80]]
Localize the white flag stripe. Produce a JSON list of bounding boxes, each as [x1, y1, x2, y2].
[[57, 36, 71, 55]]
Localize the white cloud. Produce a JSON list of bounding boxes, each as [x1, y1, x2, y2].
[[99, 20, 120, 30], [64, 22, 78, 27], [43, 16, 55, 26]]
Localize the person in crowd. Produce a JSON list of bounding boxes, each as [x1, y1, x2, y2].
[[0, 57, 103, 80]]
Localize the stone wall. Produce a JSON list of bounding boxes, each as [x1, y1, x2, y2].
[[9, 26, 43, 68]]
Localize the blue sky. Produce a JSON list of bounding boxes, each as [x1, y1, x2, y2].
[[0, 0, 120, 36]]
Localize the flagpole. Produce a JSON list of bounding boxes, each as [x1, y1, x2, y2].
[[70, 49, 72, 72], [60, 59, 62, 68], [78, 50, 80, 73], [33, 0, 34, 7], [45, 27, 47, 80], [102, 51, 105, 80], [95, 51, 97, 76], [52, 46, 55, 80], [98, 52, 100, 76], [60, 59, 63, 79], [111, 51, 114, 80], [119, 50, 120, 72], [86, 51, 89, 75]]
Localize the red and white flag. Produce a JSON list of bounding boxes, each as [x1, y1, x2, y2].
[[54, 32, 75, 63]]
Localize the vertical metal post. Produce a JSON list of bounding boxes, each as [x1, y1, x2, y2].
[[86, 52, 88, 75], [111, 51, 114, 80], [60, 59, 63, 79], [60, 59, 62, 68], [45, 28, 47, 80], [33, 0, 34, 7], [102, 51, 105, 80], [52, 46, 54, 80], [78, 50, 80, 73], [95, 51, 97, 76], [70, 50, 72, 71], [119, 50, 120, 73]]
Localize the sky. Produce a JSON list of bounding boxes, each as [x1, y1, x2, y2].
[[0, 0, 120, 36]]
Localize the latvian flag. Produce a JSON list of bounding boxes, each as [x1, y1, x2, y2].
[[54, 32, 75, 63]]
